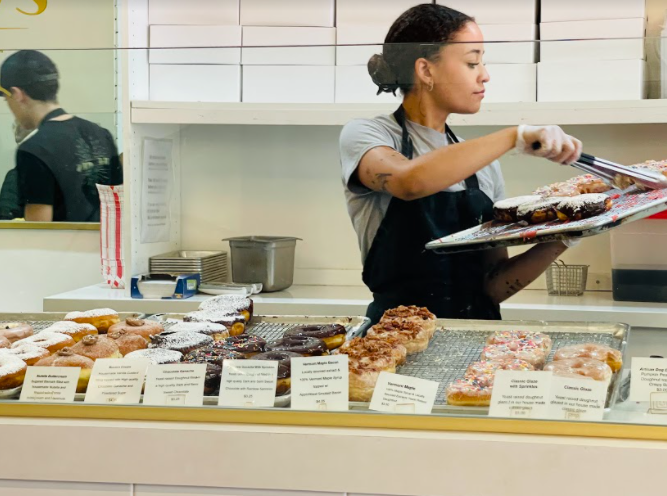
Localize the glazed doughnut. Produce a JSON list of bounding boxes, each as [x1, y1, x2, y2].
[[253, 351, 302, 396], [0, 344, 49, 366], [553, 343, 623, 373], [0, 354, 27, 390], [0, 323, 34, 343], [348, 357, 395, 403], [124, 348, 182, 364], [465, 359, 534, 387], [198, 295, 254, 323], [35, 348, 94, 393], [515, 197, 564, 225], [266, 335, 328, 357], [555, 194, 613, 222], [149, 331, 214, 355], [64, 308, 119, 333], [545, 358, 613, 382], [108, 318, 164, 343], [44, 322, 97, 342], [0, 336, 9, 349], [446, 378, 492, 407], [481, 343, 547, 369], [534, 181, 580, 198], [337, 337, 407, 367], [493, 195, 543, 223], [220, 334, 266, 358], [486, 331, 553, 355], [14, 332, 75, 354], [169, 321, 230, 341], [108, 329, 148, 356], [366, 318, 430, 355], [183, 311, 246, 336], [70, 335, 122, 361], [571, 174, 613, 195], [284, 324, 347, 350], [381, 305, 437, 339]]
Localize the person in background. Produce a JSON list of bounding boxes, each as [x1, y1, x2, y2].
[[0, 50, 122, 222], [0, 121, 37, 220]]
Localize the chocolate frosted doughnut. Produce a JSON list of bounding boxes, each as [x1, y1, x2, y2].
[[266, 335, 328, 357], [221, 335, 266, 357], [183, 346, 245, 395], [284, 324, 346, 350], [124, 348, 182, 364], [493, 195, 542, 223], [149, 331, 213, 355], [253, 351, 302, 396], [198, 295, 254, 323], [169, 321, 230, 341], [183, 312, 246, 336], [556, 194, 613, 221], [515, 197, 564, 225]]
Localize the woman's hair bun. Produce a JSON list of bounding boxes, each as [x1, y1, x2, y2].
[[367, 53, 400, 96]]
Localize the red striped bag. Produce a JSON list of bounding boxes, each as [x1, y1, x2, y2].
[[96, 184, 125, 289]]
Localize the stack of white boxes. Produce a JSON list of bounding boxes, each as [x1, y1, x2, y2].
[[334, 0, 420, 103], [148, 0, 242, 102], [241, 0, 336, 103], [437, 0, 539, 103], [538, 0, 647, 101]]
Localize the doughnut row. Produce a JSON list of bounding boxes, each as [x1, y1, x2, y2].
[[493, 193, 613, 225]]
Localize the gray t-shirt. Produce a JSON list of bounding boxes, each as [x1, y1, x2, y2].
[[340, 114, 506, 262]]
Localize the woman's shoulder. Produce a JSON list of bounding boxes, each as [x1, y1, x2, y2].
[[340, 114, 400, 144]]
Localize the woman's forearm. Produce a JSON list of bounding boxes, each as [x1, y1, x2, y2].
[[484, 242, 568, 305]]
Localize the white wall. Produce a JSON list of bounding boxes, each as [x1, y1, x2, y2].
[[179, 123, 667, 291]]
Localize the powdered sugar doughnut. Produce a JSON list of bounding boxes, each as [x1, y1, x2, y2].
[[183, 311, 245, 336], [44, 321, 98, 342], [556, 194, 613, 221], [124, 348, 182, 364], [493, 195, 543, 222], [169, 321, 231, 341], [0, 344, 50, 366], [149, 331, 213, 355], [0, 337, 9, 349], [14, 332, 75, 354], [198, 295, 254, 322], [515, 197, 564, 225], [65, 308, 119, 333], [0, 354, 27, 390]]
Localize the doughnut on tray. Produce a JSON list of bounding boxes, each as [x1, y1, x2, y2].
[[426, 187, 667, 254], [350, 318, 629, 415]]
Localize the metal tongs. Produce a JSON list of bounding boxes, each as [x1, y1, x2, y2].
[[573, 153, 667, 191]]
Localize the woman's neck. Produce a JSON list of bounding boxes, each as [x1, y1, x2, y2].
[[402, 92, 449, 133]]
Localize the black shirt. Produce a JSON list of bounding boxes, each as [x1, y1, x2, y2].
[[16, 109, 122, 222], [0, 168, 21, 220]]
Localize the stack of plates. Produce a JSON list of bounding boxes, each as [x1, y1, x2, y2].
[[149, 251, 228, 283]]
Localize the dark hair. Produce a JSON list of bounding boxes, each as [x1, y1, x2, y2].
[[0, 50, 59, 102], [368, 4, 473, 96]]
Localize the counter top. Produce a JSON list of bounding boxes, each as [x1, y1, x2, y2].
[[44, 284, 667, 328]]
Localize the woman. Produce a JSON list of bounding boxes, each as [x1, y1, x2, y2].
[[339, 4, 583, 323]]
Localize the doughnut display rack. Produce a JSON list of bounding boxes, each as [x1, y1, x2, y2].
[[426, 187, 667, 254], [350, 319, 629, 414]]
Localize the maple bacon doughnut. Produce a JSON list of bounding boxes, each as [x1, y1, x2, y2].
[[366, 318, 429, 355], [381, 305, 437, 339]]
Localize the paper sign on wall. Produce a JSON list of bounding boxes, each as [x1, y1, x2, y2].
[[291, 355, 349, 411], [85, 359, 148, 404], [369, 372, 439, 414], [489, 371, 553, 419], [19, 367, 80, 403], [143, 364, 206, 406], [219, 359, 278, 408], [141, 138, 173, 244]]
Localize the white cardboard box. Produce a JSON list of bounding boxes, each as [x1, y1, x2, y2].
[[336, 0, 422, 27], [149, 26, 242, 65], [240, 0, 334, 27], [540, 18, 646, 62], [484, 64, 536, 102], [541, 0, 646, 22], [538, 60, 646, 101], [479, 24, 537, 64], [149, 0, 240, 25], [335, 66, 401, 103], [243, 66, 335, 103], [336, 25, 387, 66], [435, 0, 537, 25], [150, 65, 241, 102], [242, 27, 335, 65]]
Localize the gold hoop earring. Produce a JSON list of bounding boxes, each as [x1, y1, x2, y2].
[[428, 81, 434, 92]]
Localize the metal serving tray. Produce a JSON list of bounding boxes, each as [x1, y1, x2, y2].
[[350, 318, 629, 415], [426, 187, 667, 254]]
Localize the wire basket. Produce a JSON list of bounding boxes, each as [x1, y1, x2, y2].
[[546, 259, 589, 296]]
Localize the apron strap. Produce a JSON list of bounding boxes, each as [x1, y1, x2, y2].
[[393, 105, 480, 190]]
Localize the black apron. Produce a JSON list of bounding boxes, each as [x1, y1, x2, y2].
[[363, 106, 501, 324]]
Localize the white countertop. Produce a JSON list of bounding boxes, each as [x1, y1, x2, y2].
[[44, 284, 667, 328]]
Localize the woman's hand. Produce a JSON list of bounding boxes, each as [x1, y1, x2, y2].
[[515, 125, 582, 165]]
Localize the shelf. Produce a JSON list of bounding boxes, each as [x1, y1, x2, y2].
[[131, 100, 667, 126], [44, 285, 667, 328]]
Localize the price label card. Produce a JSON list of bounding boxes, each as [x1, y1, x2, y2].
[[489, 371, 552, 419], [143, 364, 206, 406], [547, 375, 608, 421], [85, 358, 148, 404], [369, 372, 439, 414], [218, 359, 278, 408], [291, 355, 349, 411], [19, 367, 80, 403], [630, 358, 667, 402]]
